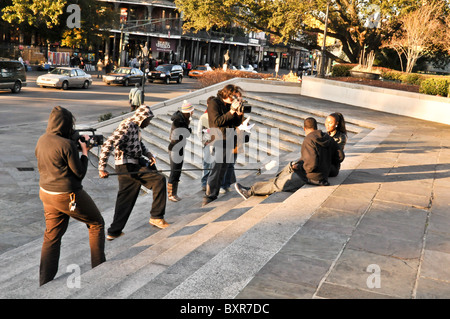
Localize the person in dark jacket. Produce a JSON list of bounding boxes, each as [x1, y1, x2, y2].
[[168, 100, 194, 201], [235, 117, 345, 199], [35, 106, 106, 286], [202, 84, 244, 206]]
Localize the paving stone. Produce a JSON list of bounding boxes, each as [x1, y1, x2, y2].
[[324, 248, 419, 299], [237, 274, 316, 299], [420, 249, 450, 282], [415, 277, 450, 299], [316, 282, 399, 299]]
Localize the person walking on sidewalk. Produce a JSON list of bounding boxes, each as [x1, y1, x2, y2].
[[167, 100, 194, 201], [235, 117, 344, 199], [129, 83, 143, 112], [98, 105, 169, 240], [35, 106, 106, 286]]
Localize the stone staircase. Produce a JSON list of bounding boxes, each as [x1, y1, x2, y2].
[[0, 85, 376, 299]]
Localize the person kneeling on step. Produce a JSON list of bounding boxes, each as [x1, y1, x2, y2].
[[168, 100, 194, 201], [235, 117, 344, 199]]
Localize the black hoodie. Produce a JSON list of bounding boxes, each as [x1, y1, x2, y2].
[[299, 129, 345, 184], [35, 106, 88, 193], [168, 110, 191, 152]]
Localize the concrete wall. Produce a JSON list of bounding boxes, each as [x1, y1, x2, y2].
[[301, 77, 450, 126]]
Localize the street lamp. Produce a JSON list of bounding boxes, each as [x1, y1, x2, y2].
[[318, 1, 330, 78]]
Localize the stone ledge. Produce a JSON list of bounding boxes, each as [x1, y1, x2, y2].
[[301, 77, 450, 126]]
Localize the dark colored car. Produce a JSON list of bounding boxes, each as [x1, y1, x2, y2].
[[103, 67, 144, 86], [148, 64, 183, 84], [0, 60, 27, 93]]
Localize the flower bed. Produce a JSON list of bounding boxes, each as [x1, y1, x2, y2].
[[195, 68, 272, 88], [331, 64, 450, 97]]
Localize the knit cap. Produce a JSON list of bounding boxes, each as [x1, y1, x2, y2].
[[181, 100, 194, 113]]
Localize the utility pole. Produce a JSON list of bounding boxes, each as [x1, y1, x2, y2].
[[318, 1, 330, 78]]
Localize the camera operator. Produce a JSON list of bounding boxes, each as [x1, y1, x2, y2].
[[35, 106, 106, 286], [202, 84, 245, 206]]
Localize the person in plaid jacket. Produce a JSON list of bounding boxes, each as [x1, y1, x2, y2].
[[99, 105, 169, 240]]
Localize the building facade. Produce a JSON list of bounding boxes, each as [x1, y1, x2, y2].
[[0, 0, 309, 72]]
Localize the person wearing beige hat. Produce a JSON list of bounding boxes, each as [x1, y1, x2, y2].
[[167, 100, 194, 201]]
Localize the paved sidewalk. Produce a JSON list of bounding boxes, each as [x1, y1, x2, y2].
[[1, 89, 449, 298], [235, 93, 450, 299]]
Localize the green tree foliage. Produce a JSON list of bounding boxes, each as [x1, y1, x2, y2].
[[61, 0, 117, 49], [2, 0, 117, 50], [2, 0, 67, 28], [174, 0, 440, 63]]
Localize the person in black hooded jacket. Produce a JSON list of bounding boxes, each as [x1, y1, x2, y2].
[[35, 106, 105, 286], [235, 117, 344, 199], [167, 100, 194, 201]]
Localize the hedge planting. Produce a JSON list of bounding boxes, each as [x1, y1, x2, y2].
[[419, 78, 450, 97], [331, 64, 354, 77]]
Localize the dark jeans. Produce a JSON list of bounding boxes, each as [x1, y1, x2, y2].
[[204, 140, 236, 200], [39, 189, 105, 286], [168, 150, 184, 183], [251, 163, 306, 196], [109, 163, 166, 236]]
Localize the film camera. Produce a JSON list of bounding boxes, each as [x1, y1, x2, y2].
[[232, 96, 252, 114], [72, 128, 104, 150]]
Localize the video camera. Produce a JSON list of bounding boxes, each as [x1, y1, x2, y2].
[[72, 128, 104, 150], [232, 96, 252, 114]]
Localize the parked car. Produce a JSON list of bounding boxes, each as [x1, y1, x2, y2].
[[238, 64, 257, 73], [148, 64, 183, 84], [36, 67, 92, 90], [0, 59, 27, 93], [103, 67, 145, 86], [188, 64, 212, 77]]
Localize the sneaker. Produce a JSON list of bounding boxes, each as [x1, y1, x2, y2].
[[235, 183, 252, 200], [168, 194, 182, 202], [149, 218, 169, 229], [219, 187, 231, 194], [106, 232, 124, 241]]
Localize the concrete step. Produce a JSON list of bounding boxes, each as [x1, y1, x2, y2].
[[0, 86, 378, 299], [0, 185, 207, 298], [27, 178, 277, 298]]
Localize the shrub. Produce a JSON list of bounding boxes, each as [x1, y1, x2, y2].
[[331, 64, 354, 77], [401, 73, 425, 86], [419, 78, 450, 96], [196, 68, 272, 88], [98, 112, 113, 122], [381, 70, 403, 82]]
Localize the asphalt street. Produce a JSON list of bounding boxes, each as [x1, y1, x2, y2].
[[0, 70, 200, 126]]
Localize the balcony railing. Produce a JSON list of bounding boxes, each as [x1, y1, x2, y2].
[[121, 18, 263, 46]]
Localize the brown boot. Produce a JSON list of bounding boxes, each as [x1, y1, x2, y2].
[[168, 182, 182, 202], [149, 218, 169, 229]]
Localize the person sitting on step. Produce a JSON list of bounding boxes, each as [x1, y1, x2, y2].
[[235, 117, 345, 199]]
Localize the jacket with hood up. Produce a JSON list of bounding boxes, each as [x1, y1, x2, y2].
[[35, 106, 87, 193], [168, 110, 191, 153], [98, 105, 154, 170], [297, 129, 345, 184]]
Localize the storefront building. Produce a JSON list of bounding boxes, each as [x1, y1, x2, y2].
[[1, 0, 308, 72]]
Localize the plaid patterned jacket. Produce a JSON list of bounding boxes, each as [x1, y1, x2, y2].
[[98, 105, 154, 170]]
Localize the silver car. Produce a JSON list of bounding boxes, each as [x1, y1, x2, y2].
[[36, 67, 92, 90]]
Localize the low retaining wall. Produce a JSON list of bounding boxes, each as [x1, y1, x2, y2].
[[301, 77, 450, 126]]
